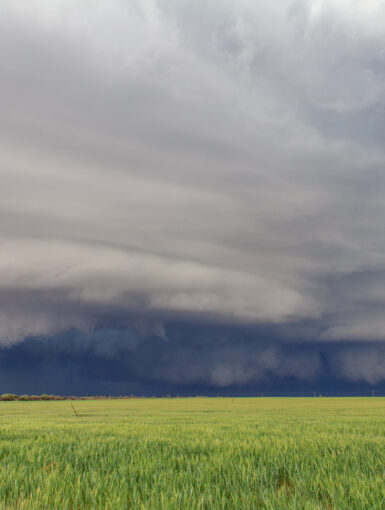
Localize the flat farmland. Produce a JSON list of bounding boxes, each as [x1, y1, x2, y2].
[[0, 398, 384, 509]]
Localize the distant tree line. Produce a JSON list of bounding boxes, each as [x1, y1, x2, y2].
[[0, 394, 140, 401], [0, 394, 207, 401]]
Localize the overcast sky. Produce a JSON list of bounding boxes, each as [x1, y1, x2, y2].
[[1, 0, 385, 393]]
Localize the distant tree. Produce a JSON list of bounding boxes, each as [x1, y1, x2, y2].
[[17, 395, 30, 401], [0, 393, 18, 401]]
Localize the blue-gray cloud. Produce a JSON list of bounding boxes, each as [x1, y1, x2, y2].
[[1, 1, 385, 386], [1, 325, 385, 392]]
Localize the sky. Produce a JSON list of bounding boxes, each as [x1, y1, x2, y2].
[[1, 0, 385, 395]]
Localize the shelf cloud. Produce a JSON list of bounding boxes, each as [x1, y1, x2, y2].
[[1, 0, 385, 389]]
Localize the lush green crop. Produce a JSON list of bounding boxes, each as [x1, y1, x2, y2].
[[0, 397, 384, 509]]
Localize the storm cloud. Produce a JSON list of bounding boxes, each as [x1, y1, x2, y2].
[[1, 0, 385, 390]]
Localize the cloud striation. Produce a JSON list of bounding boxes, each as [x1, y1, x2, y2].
[[1, 0, 385, 390]]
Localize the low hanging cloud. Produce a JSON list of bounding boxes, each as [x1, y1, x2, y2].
[[1, 325, 385, 392], [1, 0, 385, 387]]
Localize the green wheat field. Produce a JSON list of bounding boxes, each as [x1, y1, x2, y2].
[[0, 397, 384, 509]]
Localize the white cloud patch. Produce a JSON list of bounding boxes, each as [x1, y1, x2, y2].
[[332, 345, 385, 384]]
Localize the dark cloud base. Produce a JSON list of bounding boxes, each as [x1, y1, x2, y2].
[[1, 323, 384, 397]]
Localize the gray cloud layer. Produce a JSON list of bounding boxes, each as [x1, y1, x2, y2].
[[1, 1, 385, 384]]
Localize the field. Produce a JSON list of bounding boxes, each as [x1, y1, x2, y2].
[[0, 398, 384, 509]]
